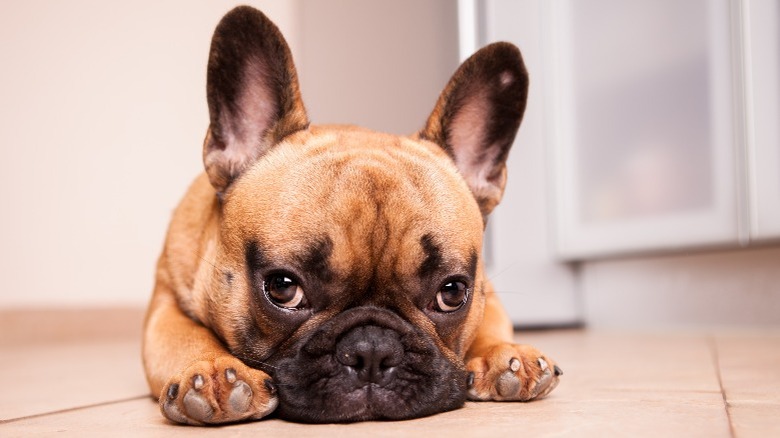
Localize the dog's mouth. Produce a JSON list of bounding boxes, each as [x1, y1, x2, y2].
[[265, 307, 467, 423]]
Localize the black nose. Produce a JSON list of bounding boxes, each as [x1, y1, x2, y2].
[[335, 325, 404, 386]]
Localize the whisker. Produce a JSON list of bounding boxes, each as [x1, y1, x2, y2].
[[492, 290, 530, 296], [196, 252, 220, 273], [486, 260, 521, 283]]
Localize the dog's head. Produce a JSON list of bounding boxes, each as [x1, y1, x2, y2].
[[196, 6, 528, 422]]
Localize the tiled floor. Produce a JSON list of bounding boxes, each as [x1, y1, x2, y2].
[[1, 309, 778, 437]]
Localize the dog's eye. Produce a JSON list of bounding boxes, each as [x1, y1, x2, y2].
[[434, 281, 468, 312], [264, 274, 306, 309]]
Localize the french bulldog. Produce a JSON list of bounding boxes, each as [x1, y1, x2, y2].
[[142, 5, 561, 425]]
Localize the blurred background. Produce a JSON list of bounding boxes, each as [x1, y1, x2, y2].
[[1, 0, 778, 329]]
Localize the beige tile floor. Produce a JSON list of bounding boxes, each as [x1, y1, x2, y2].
[[1, 309, 778, 437]]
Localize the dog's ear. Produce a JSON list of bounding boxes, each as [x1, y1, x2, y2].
[[420, 42, 528, 219], [203, 6, 308, 196]]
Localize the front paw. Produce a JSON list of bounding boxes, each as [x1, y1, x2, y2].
[[160, 356, 278, 425], [467, 344, 562, 401]]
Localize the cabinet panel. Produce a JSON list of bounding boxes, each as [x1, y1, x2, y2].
[[472, 0, 581, 326], [746, 0, 780, 240], [547, 0, 742, 258]]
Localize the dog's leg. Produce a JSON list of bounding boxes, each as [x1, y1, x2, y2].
[[143, 274, 278, 425], [465, 282, 562, 401]]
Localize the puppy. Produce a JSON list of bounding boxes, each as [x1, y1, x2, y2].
[[142, 5, 561, 425]]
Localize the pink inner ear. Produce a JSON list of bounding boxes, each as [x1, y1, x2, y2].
[[448, 86, 496, 177], [446, 84, 508, 214], [217, 57, 279, 172]]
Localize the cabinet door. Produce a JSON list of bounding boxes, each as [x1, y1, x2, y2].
[[745, 0, 780, 240], [467, 0, 581, 326], [546, 0, 744, 259]]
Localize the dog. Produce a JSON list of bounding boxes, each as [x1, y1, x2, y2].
[[142, 5, 561, 425]]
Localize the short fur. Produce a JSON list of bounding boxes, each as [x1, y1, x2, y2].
[[143, 6, 560, 425]]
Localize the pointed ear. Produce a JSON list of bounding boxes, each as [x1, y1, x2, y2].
[[203, 6, 309, 195], [420, 42, 528, 219]]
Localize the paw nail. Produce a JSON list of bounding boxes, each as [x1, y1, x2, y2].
[[554, 365, 563, 376], [264, 379, 277, 396], [167, 383, 179, 400], [192, 374, 205, 390], [225, 368, 237, 383], [538, 358, 548, 371], [509, 358, 521, 372], [467, 372, 475, 388]]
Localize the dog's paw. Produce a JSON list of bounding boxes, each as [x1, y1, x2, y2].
[[160, 356, 277, 425], [466, 343, 562, 401]]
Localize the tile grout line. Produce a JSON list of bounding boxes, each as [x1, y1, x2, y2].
[[708, 336, 737, 438], [0, 395, 150, 425]]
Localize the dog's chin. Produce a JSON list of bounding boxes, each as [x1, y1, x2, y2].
[[268, 307, 468, 423]]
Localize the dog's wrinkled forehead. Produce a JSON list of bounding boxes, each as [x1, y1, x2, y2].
[[222, 126, 484, 282]]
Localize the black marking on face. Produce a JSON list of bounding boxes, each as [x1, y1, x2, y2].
[[232, 313, 268, 367], [245, 240, 267, 273], [467, 248, 478, 280], [296, 237, 334, 283], [238, 241, 306, 369], [418, 233, 442, 279]]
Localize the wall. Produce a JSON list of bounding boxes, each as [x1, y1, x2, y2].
[[0, 1, 460, 308], [297, 0, 459, 135], [0, 1, 298, 307]]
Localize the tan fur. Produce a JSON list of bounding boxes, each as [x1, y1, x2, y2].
[[143, 6, 559, 426]]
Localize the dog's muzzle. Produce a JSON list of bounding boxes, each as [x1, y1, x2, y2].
[[269, 307, 467, 423]]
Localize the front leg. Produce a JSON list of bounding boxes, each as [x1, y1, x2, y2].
[[143, 278, 277, 425], [465, 283, 562, 401]]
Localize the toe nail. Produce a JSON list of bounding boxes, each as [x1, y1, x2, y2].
[[192, 374, 205, 390], [554, 365, 563, 376], [509, 358, 521, 372], [264, 379, 277, 396], [538, 358, 549, 371], [167, 383, 179, 400], [467, 372, 475, 388], [225, 368, 237, 383]]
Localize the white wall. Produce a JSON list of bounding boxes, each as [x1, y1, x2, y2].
[[0, 1, 298, 307], [0, 1, 460, 308], [297, 0, 459, 135], [5, 0, 777, 331]]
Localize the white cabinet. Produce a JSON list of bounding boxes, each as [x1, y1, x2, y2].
[[463, 0, 581, 326], [546, 0, 746, 258], [467, 0, 779, 324], [539, 0, 780, 258], [745, 0, 780, 240]]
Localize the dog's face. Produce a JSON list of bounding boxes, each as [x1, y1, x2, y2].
[[217, 127, 485, 421], [192, 7, 527, 422]]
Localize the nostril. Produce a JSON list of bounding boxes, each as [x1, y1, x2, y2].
[[335, 325, 404, 385], [380, 354, 401, 370]]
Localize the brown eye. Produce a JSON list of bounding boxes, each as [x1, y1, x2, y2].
[[264, 274, 305, 309], [435, 281, 468, 312]]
